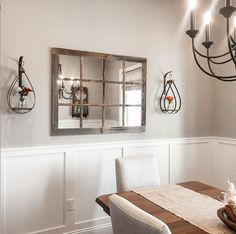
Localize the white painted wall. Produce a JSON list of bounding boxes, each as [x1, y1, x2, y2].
[[0, 0, 213, 149]]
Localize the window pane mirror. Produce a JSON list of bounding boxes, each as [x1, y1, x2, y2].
[[51, 48, 147, 135]]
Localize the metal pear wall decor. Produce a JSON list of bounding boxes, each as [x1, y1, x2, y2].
[[7, 56, 36, 114], [160, 71, 181, 114]]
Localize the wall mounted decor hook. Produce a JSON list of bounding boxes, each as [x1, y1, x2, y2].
[[18, 56, 25, 88], [160, 71, 181, 114]]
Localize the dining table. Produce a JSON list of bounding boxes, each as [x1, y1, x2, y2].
[[95, 181, 225, 234]]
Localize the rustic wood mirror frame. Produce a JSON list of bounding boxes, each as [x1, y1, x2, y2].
[[51, 48, 147, 136]]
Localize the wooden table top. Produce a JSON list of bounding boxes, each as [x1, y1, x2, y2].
[[96, 181, 224, 234]]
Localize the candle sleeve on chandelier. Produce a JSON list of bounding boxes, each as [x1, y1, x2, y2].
[[191, 10, 196, 30], [234, 16, 236, 41], [189, 0, 196, 30], [70, 77, 74, 86], [204, 11, 211, 42], [205, 25, 210, 42], [226, 0, 231, 7]]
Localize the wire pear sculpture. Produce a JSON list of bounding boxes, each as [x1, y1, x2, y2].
[[160, 71, 181, 114], [7, 56, 36, 114]]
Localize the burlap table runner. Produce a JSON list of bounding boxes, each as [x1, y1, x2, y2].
[[133, 184, 234, 234]]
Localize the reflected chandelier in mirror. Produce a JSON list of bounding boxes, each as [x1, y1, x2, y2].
[[51, 48, 147, 135]]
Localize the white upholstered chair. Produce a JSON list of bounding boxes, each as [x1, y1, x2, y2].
[[115, 154, 160, 192], [109, 194, 171, 234]]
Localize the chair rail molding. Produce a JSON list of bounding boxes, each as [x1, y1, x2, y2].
[[2, 136, 233, 234]]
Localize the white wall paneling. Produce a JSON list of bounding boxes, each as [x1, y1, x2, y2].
[[169, 140, 213, 185], [1, 137, 228, 234], [4, 152, 66, 234], [210, 138, 236, 189], [0, 148, 4, 234], [73, 148, 121, 230]]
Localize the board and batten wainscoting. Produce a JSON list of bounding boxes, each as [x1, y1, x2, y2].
[[0, 137, 235, 234]]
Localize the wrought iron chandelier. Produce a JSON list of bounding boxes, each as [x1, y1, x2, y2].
[[57, 61, 76, 100], [57, 60, 83, 101], [57, 59, 89, 118], [186, 0, 236, 81]]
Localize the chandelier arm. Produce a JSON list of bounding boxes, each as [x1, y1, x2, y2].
[[226, 18, 236, 66], [192, 39, 236, 81], [230, 35, 236, 46], [62, 95, 73, 100], [209, 57, 232, 64], [62, 92, 73, 99], [63, 90, 72, 96], [194, 48, 230, 59], [207, 49, 217, 77], [63, 87, 72, 94]]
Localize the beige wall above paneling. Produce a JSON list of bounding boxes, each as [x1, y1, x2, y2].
[[0, 0, 213, 148]]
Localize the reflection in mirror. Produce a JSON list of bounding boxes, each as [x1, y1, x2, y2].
[[105, 107, 123, 128], [105, 83, 123, 105], [51, 48, 147, 135], [125, 106, 142, 127]]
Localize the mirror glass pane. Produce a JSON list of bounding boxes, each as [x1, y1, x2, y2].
[[59, 105, 75, 128], [125, 62, 142, 82], [106, 60, 123, 82], [105, 83, 123, 105], [83, 106, 103, 128], [125, 89, 142, 105], [60, 55, 80, 79], [124, 106, 142, 127], [83, 56, 103, 80], [82, 81, 103, 105], [105, 107, 123, 128]]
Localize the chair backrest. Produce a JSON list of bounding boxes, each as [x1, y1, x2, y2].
[[115, 154, 160, 192], [109, 194, 171, 234]]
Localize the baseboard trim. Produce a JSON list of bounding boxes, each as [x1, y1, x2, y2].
[[64, 223, 112, 234]]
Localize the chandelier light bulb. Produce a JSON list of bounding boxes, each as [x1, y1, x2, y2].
[[70, 77, 74, 86], [189, 0, 196, 10], [234, 16, 236, 28], [204, 11, 211, 25]]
